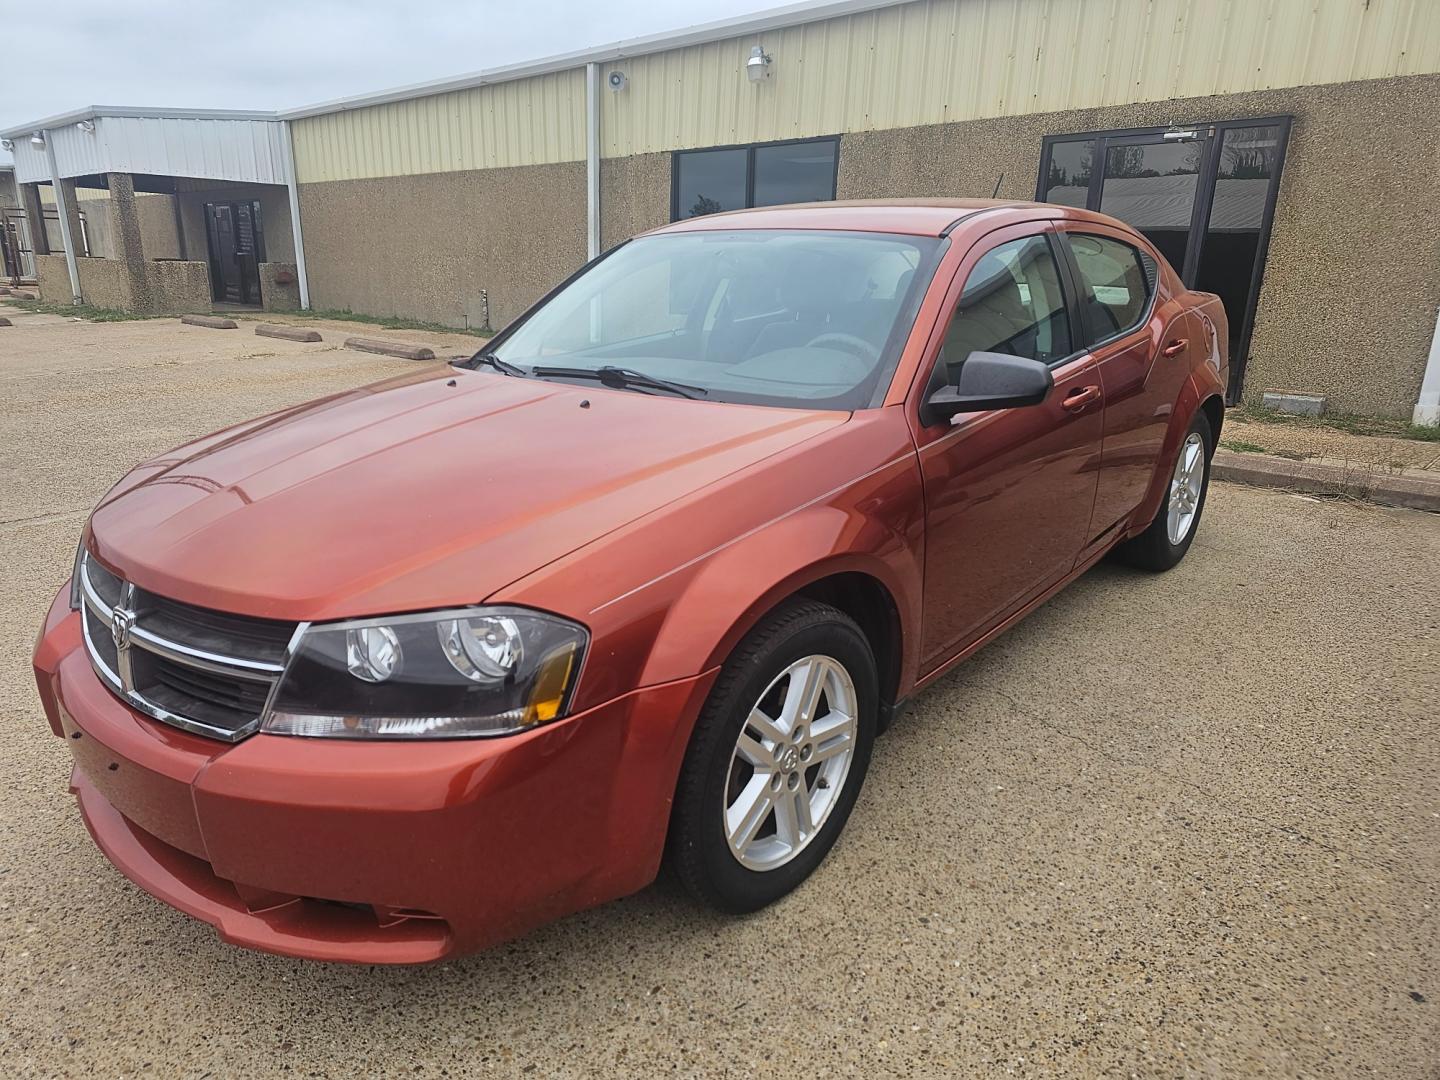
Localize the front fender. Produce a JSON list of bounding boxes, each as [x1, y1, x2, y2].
[[641, 502, 922, 692]]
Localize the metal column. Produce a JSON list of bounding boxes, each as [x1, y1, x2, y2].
[[279, 120, 312, 309], [585, 62, 601, 261], [41, 132, 82, 304]]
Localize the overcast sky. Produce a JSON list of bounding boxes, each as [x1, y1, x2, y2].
[[1, 0, 772, 160]]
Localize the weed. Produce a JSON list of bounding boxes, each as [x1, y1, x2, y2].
[[1234, 401, 1440, 443], [250, 309, 494, 340]]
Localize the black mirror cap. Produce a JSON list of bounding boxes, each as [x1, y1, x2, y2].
[[924, 351, 1054, 422]]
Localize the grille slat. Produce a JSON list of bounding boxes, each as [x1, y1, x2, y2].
[[79, 553, 297, 742]]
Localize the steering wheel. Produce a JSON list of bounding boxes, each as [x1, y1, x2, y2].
[[805, 332, 881, 362]]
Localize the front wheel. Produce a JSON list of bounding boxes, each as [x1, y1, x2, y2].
[[1113, 411, 1213, 572], [668, 600, 877, 913]]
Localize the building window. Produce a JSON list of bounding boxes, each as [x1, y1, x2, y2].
[[672, 137, 839, 221]]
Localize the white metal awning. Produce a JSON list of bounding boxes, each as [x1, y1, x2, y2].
[[3, 108, 290, 186]]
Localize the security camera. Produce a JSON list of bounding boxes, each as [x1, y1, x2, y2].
[[0, 139, 11, 152], [607, 70, 628, 92]]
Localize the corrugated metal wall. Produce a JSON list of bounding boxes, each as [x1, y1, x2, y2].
[[9, 117, 289, 186], [290, 70, 585, 184], [291, 0, 1440, 183]]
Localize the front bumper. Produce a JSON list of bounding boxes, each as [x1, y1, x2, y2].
[[33, 586, 715, 963]]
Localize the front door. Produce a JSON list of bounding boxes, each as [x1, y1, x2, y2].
[[204, 200, 266, 305], [1039, 118, 1291, 401], [912, 225, 1104, 670]]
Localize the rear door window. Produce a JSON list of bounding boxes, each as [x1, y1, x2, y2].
[[1066, 233, 1153, 342]]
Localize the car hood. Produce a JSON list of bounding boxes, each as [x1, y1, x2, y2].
[[87, 367, 847, 620]]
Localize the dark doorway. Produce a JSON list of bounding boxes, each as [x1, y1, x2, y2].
[[1038, 117, 1291, 401], [204, 200, 266, 305]]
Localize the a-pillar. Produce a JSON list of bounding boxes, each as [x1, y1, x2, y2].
[[105, 172, 149, 311]]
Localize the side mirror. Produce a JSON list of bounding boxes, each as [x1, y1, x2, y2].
[[923, 351, 1054, 423]]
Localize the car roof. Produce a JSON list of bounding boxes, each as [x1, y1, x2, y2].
[[649, 198, 1090, 239]]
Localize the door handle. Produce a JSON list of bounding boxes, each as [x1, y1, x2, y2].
[[1062, 385, 1101, 413], [1161, 338, 1189, 358]]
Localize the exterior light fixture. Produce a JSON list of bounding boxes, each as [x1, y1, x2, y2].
[[76, 120, 95, 134], [30, 132, 45, 148], [746, 44, 771, 83], [0, 139, 12, 152]]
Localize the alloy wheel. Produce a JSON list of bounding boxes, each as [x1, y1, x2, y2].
[[722, 655, 858, 872], [1167, 431, 1206, 545]]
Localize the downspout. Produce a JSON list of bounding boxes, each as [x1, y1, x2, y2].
[[585, 61, 601, 261], [1415, 307, 1440, 427], [41, 131, 82, 304], [279, 120, 311, 310]]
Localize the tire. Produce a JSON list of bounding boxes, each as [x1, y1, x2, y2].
[[1114, 410, 1213, 572], [669, 599, 878, 914]]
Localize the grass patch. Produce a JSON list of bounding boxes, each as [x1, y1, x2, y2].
[[1220, 439, 1268, 454], [5, 299, 156, 322], [1235, 401, 1440, 443], [261, 308, 494, 339]]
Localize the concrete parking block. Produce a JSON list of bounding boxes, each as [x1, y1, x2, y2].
[[343, 336, 435, 360], [180, 314, 239, 330], [256, 323, 323, 343]]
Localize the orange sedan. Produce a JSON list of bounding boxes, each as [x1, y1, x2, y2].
[[33, 200, 1227, 961]]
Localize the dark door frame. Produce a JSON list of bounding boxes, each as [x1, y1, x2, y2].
[[1037, 116, 1293, 401]]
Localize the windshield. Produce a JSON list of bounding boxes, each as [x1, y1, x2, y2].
[[488, 229, 942, 410]]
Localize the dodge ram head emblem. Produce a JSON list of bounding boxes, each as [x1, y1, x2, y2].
[[110, 606, 135, 651]]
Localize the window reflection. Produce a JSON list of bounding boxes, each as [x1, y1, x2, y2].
[[1098, 141, 1203, 271], [1042, 139, 1094, 207], [1195, 125, 1282, 359]]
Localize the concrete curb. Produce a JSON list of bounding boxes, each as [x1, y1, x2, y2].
[[256, 323, 322, 343], [180, 314, 238, 330], [1212, 449, 1440, 511], [343, 336, 435, 361]]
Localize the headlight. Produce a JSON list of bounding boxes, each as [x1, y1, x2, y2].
[[68, 539, 86, 611], [262, 606, 587, 739]]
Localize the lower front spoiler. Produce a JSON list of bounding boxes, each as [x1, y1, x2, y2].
[[72, 766, 453, 964]]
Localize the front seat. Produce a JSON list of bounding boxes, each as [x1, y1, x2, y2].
[[942, 267, 1035, 367]]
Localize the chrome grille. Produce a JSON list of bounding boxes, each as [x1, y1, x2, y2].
[[77, 553, 300, 742]]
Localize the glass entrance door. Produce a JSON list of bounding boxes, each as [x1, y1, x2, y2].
[[1038, 118, 1291, 400]]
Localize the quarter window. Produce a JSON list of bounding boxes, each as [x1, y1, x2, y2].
[[1066, 233, 1153, 342], [941, 235, 1072, 368], [673, 138, 839, 220]]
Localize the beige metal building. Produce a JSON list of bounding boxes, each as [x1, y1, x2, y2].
[[5, 0, 1440, 422]]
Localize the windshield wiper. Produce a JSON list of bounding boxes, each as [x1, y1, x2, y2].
[[530, 365, 708, 399], [465, 351, 527, 377]]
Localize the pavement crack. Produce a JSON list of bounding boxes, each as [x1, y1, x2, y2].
[[0, 508, 89, 529]]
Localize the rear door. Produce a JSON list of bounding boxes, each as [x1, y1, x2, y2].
[[1056, 225, 1189, 546], [911, 223, 1104, 670]]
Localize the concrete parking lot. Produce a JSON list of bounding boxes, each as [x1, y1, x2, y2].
[[1, 305, 1436, 1078]]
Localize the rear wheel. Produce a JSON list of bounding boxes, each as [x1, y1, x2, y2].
[[669, 600, 876, 913], [1114, 411, 1213, 572]]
